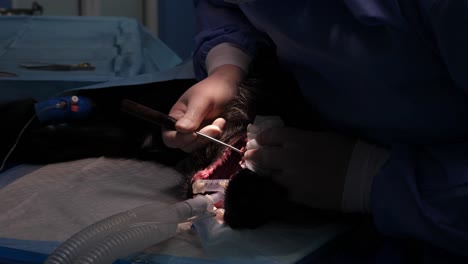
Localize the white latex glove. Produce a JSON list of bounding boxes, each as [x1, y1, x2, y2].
[[242, 116, 356, 210]]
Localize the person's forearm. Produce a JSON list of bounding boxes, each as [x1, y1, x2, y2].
[[206, 43, 252, 76], [208, 64, 246, 87], [342, 140, 390, 213], [193, 0, 264, 79]]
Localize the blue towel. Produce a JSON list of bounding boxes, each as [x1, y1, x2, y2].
[[0, 15, 183, 102]]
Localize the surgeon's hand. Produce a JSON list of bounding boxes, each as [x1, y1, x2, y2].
[[243, 127, 356, 210], [162, 65, 244, 152]]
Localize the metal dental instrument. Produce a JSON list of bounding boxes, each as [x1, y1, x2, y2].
[[0, 71, 17, 77], [120, 99, 243, 154], [193, 129, 243, 153], [19, 62, 96, 71]]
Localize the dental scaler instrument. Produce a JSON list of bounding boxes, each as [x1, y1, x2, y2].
[[120, 99, 244, 154]]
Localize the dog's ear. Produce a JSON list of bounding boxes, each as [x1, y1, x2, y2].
[[223, 169, 289, 229]]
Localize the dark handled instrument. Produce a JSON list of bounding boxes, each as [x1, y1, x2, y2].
[[120, 99, 243, 153]]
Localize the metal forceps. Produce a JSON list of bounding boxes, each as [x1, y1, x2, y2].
[[19, 62, 96, 71]]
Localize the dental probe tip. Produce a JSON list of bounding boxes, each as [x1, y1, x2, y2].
[[195, 132, 243, 153]]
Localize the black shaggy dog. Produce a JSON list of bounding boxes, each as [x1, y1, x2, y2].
[[0, 50, 337, 229]]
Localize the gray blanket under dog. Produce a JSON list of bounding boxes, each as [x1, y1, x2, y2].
[[0, 157, 350, 263]]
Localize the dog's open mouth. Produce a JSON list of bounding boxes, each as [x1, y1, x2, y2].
[[192, 134, 247, 183]]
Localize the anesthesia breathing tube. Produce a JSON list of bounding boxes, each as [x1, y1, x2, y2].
[[45, 192, 224, 264]]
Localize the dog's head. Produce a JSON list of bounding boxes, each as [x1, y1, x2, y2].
[[180, 52, 323, 229]]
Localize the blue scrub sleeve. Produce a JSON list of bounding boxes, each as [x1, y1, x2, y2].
[[193, 0, 270, 79], [371, 144, 468, 256], [371, 0, 468, 256], [425, 0, 468, 92]]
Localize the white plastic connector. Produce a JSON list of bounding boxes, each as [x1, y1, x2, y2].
[[192, 179, 230, 194], [71, 95, 79, 103]]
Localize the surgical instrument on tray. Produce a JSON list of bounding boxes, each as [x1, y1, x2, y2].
[[0, 71, 17, 77], [19, 62, 95, 71]]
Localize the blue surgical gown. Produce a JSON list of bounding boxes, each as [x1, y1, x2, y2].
[[193, 0, 468, 257]]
